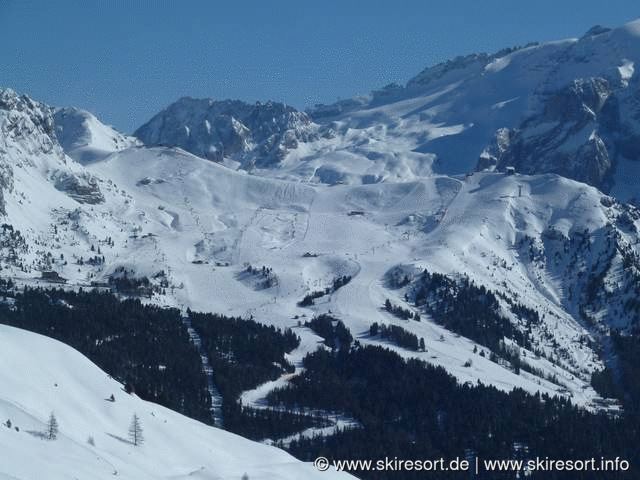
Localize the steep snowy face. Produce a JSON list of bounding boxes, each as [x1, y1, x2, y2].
[[478, 77, 618, 187], [0, 89, 104, 209], [53, 107, 140, 163], [0, 324, 353, 480], [303, 19, 640, 197], [0, 90, 95, 212], [479, 22, 640, 200], [0, 88, 58, 210], [134, 97, 318, 168]]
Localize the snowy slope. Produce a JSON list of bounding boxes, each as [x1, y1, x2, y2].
[[54, 107, 140, 163], [2, 86, 637, 413], [0, 324, 353, 480], [85, 146, 632, 409], [190, 19, 640, 202]]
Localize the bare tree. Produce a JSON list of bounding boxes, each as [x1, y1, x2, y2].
[[128, 413, 144, 446], [47, 412, 58, 440]]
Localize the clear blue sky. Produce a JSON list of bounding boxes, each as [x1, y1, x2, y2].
[[1, 1, 636, 133]]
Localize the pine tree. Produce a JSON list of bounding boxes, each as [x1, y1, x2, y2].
[[47, 412, 58, 440], [128, 413, 144, 446]]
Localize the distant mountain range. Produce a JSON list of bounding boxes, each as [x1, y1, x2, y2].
[[131, 20, 640, 203]]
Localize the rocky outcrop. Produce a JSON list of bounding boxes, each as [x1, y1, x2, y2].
[[0, 89, 105, 208], [134, 97, 318, 168], [51, 171, 104, 204], [480, 75, 640, 191], [0, 89, 59, 215]]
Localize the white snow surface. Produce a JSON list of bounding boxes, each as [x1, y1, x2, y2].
[[1, 86, 631, 414], [0, 324, 353, 480], [253, 18, 640, 201], [5, 19, 640, 464], [84, 148, 621, 410], [54, 107, 140, 163]]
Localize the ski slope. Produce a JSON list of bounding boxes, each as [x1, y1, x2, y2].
[[0, 114, 626, 411], [80, 146, 625, 410], [0, 324, 352, 480]]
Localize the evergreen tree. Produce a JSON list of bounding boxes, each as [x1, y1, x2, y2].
[[129, 413, 144, 446], [47, 412, 58, 440]]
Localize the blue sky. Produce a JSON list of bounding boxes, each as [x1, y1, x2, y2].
[[1, 1, 636, 133]]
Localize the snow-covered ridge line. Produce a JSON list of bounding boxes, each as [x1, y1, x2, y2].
[[127, 17, 640, 199]]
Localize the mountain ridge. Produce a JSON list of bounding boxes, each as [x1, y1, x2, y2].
[[125, 19, 640, 201]]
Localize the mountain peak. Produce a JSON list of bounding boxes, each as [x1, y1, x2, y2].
[[134, 96, 317, 168], [0, 88, 56, 139], [53, 107, 139, 164], [581, 24, 612, 39]]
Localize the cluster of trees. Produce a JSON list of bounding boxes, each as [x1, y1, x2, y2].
[[188, 312, 305, 435], [413, 270, 535, 353], [108, 268, 158, 297], [0, 223, 28, 267], [47, 412, 58, 440], [0, 287, 212, 424], [611, 332, 640, 410], [269, 343, 639, 480], [305, 314, 353, 351], [241, 264, 278, 290], [190, 312, 298, 400], [591, 366, 619, 399], [298, 276, 352, 307], [84, 255, 105, 266], [369, 322, 424, 351], [224, 404, 325, 441], [383, 299, 420, 321]]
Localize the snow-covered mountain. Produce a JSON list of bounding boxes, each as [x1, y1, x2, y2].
[[0, 89, 107, 214], [53, 107, 140, 163], [134, 97, 318, 169], [4, 17, 640, 476], [0, 323, 351, 480], [3, 83, 640, 413], [131, 20, 640, 203], [307, 20, 640, 201]]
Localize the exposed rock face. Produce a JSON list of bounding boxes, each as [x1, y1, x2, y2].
[[51, 171, 105, 204], [0, 89, 104, 209], [0, 89, 57, 215], [480, 75, 640, 191], [134, 97, 318, 168]]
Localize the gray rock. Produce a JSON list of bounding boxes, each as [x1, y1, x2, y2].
[[134, 97, 318, 168]]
